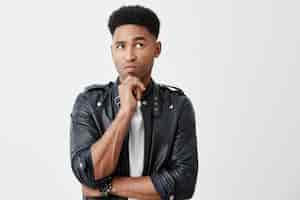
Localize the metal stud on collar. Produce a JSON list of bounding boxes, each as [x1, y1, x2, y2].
[[114, 96, 120, 106]]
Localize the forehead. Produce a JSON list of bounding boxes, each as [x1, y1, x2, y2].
[[112, 24, 155, 42]]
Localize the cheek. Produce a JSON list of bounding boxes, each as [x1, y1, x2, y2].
[[139, 50, 155, 62], [112, 52, 122, 64]]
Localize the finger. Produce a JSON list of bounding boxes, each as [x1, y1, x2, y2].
[[123, 75, 132, 84], [126, 78, 144, 92], [136, 87, 142, 100], [133, 86, 141, 100], [130, 86, 137, 99], [128, 76, 144, 89], [132, 78, 145, 92], [135, 77, 146, 90], [138, 81, 146, 91]]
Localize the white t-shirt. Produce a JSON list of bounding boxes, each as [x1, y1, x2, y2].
[[128, 101, 145, 200]]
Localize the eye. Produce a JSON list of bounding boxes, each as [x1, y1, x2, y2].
[[116, 44, 125, 49], [135, 43, 144, 48]]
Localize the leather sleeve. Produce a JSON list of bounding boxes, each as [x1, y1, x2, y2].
[[70, 92, 111, 188], [150, 97, 198, 200]]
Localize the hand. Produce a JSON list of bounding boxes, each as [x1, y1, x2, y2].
[[118, 76, 145, 115], [82, 185, 102, 197]]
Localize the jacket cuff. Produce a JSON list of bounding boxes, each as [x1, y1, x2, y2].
[[150, 169, 175, 200], [71, 147, 112, 188]]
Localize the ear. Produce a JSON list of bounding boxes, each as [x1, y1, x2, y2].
[[154, 41, 161, 58]]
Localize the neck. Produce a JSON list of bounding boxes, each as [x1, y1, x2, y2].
[[141, 76, 151, 88]]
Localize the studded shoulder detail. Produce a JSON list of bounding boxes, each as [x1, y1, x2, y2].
[[159, 84, 185, 95]]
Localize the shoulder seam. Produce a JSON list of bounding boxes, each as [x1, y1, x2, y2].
[[84, 82, 112, 92], [159, 84, 185, 95]]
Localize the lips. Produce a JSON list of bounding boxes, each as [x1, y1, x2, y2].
[[123, 65, 137, 69]]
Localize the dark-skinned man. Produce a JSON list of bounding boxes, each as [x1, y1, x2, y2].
[[70, 5, 198, 200]]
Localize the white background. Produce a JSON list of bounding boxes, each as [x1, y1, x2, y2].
[[0, 0, 299, 199]]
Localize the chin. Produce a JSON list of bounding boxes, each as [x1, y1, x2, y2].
[[120, 73, 139, 81], [126, 72, 140, 78]]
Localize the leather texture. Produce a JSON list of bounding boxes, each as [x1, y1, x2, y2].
[[70, 78, 198, 200]]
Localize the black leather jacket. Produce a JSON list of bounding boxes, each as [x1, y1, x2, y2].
[[70, 78, 198, 200]]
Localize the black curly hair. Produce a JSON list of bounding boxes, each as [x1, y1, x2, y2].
[[108, 5, 160, 39]]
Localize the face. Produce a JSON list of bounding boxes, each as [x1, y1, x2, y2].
[[111, 24, 161, 85]]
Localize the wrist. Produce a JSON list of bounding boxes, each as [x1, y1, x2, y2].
[[118, 108, 134, 119], [110, 176, 122, 195], [99, 176, 113, 197], [111, 177, 117, 194]]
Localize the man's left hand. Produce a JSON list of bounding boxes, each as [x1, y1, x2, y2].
[[82, 184, 102, 197]]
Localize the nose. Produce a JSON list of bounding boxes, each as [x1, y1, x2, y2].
[[125, 47, 137, 62]]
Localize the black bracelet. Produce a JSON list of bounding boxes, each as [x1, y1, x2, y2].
[[99, 176, 112, 196]]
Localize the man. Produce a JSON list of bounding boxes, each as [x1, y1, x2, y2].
[[70, 5, 198, 200]]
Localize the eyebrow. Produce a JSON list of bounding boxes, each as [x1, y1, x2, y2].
[[114, 36, 147, 44], [133, 36, 146, 41]]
